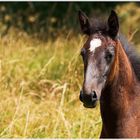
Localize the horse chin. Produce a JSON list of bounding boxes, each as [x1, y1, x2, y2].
[[83, 101, 97, 108]]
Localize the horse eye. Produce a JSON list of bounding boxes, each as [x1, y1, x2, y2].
[[105, 52, 113, 63], [80, 48, 86, 57]]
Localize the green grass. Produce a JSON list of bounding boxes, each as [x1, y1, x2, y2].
[[0, 29, 102, 138]]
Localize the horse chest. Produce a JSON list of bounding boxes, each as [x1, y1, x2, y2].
[[101, 113, 139, 137], [100, 98, 140, 138]]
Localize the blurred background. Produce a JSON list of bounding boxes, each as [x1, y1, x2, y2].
[[0, 2, 140, 138], [0, 2, 140, 43]]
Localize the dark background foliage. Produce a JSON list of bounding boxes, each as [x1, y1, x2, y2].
[[0, 2, 140, 43], [0, 2, 123, 39]]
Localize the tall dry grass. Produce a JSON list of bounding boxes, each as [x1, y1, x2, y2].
[[1, 3, 140, 138], [0, 28, 102, 138]]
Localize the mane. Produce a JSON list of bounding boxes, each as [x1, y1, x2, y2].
[[119, 34, 140, 81], [89, 18, 140, 81]]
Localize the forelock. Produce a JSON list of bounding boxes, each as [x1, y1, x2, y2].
[[89, 17, 108, 35]]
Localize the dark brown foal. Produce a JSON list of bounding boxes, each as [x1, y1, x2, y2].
[[78, 10, 140, 138]]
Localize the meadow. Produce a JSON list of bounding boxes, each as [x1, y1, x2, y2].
[[0, 28, 102, 138], [0, 2, 140, 138]]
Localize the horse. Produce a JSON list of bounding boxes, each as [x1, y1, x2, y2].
[[78, 10, 140, 138]]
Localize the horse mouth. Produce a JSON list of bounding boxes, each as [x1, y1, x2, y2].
[[83, 101, 97, 108]]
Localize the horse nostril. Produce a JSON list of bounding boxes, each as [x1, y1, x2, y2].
[[91, 91, 97, 101], [79, 90, 83, 102]]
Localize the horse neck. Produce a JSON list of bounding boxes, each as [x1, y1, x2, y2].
[[115, 40, 135, 86], [108, 40, 134, 86], [101, 40, 137, 114], [100, 40, 140, 137]]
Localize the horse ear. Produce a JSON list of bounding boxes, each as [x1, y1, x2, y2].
[[78, 10, 90, 35], [108, 10, 119, 38]]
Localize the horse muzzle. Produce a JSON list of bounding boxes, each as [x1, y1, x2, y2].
[[79, 90, 98, 108]]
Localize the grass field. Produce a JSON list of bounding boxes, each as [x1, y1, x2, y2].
[[1, 3, 140, 137], [0, 29, 102, 138]]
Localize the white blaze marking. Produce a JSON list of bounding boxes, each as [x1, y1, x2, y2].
[[89, 38, 102, 52]]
